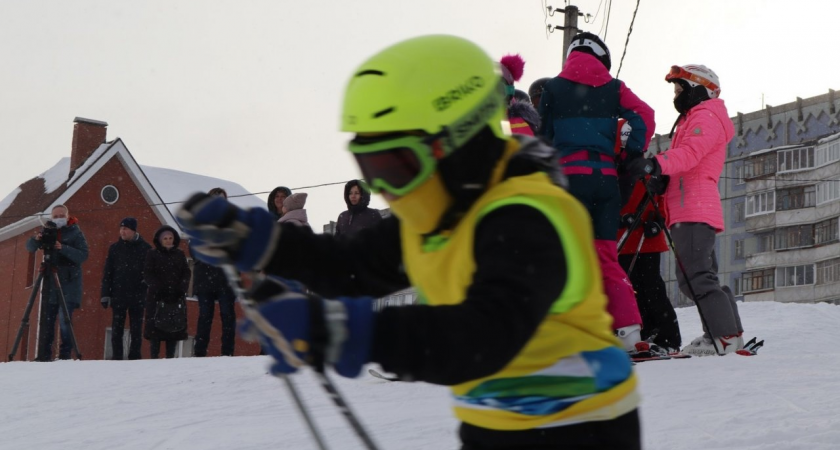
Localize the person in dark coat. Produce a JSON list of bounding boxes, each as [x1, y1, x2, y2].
[[100, 217, 152, 360], [334, 180, 381, 237], [192, 188, 237, 357], [143, 225, 191, 358], [26, 204, 89, 361], [267, 186, 292, 221]]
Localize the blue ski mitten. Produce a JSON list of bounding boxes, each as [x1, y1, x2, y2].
[[240, 276, 375, 378], [176, 193, 279, 271]]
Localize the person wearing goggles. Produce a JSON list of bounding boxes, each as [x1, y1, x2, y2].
[[178, 35, 640, 449], [625, 64, 746, 356]]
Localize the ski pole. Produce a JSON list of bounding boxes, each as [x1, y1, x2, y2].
[[219, 265, 329, 450], [617, 188, 652, 253], [220, 265, 381, 450], [640, 179, 723, 355], [627, 234, 645, 274]]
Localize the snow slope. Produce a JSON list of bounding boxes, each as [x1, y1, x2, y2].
[[2, 301, 839, 450]]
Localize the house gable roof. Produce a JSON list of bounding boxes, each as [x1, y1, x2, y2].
[[0, 138, 263, 242]]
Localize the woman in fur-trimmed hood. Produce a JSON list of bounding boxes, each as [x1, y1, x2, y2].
[[334, 180, 382, 237]]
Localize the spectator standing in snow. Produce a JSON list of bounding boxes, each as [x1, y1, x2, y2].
[[100, 217, 152, 360], [277, 193, 310, 228], [267, 186, 292, 221], [625, 64, 744, 356], [334, 180, 382, 237], [26, 204, 89, 361], [538, 32, 655, 352], [143, 225, 190, 358], [193, 188, 237, 357]]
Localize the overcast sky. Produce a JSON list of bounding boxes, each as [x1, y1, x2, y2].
[[1, 1, 838, 231]]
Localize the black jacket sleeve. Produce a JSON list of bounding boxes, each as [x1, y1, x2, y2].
[[262, 216, 409, 298], [370, 205, 567, 385], [100, 244, 115, 298]]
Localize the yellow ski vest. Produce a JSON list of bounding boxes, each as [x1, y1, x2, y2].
[[400, 141, 638, 430]]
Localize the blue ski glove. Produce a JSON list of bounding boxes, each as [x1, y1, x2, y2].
[[240, 276, 375, 378], [176, 193, 280, 272]]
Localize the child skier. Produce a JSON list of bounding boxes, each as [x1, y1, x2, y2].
[[178, 35, 640, 449], [538, 32, 655, 350], [625, 64, 745, 356]]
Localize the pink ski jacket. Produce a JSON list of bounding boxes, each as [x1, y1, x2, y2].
[[655, 98, 734, 232]]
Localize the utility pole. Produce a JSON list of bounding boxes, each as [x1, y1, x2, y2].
[[547, 4, 583, 65]]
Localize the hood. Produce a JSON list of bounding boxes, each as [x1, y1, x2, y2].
[[558, 52, 613, 87], [283, 192, 308, 212], [508, 101, 541, 132], [153, 225, 181, 251], [267, 186, 292, 214], [344, 179, 371, 211], [686, 98, 735, 142]]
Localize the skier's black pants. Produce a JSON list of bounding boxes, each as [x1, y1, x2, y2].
[[149, 339, 177, 359], [459, 409, 641, 450], [193, 291, 236, 357], [111, 299, 144, 360], [619, 252, 682, 349]]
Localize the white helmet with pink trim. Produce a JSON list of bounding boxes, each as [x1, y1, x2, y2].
[[665, 64, 721, 99]]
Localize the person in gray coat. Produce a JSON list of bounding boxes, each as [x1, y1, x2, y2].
[[277, 193, 309, 228], [26, 204, 89, 361]]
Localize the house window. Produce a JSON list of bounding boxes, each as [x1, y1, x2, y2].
[[101, 185, 119, 205], [816, 258, 840, 285], [745, 153, 777, 179], [734, 239, 745, 259], [743, 268, 775, 293], [734, 164, 745, 185], [776, 185, 816, 211], [732, 277, 742, 296], [775, 224, 814, 250], [815, 140, 840, 167], [745, 191, 775, 217], [778, 146, 815, 173], [815, 217, 839, 245], [733, 202, 745, 223], [776, 264, 815, 287], [26, 249, 36, 288], [816, 179, 840, 205]]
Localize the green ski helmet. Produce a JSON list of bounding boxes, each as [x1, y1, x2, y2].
[[342, 35, 509, 196]]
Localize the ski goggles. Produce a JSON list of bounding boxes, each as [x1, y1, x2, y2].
[[349, 134, 441, 196], [665, 66, 719, 93]]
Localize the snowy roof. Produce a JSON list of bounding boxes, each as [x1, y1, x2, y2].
[[141, 165, 265, 216], [39, 157, 71, 194], [818, 131, 840, 144]]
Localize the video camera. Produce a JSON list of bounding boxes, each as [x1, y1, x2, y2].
[[39, 221, 59, 251]]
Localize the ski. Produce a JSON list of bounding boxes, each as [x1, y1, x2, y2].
[[735, 336, 763, 356], [631, 353, 691, 363], [368, 369, 399, 382]]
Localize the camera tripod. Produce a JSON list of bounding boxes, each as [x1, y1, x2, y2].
[[8, 252, 83, 362]]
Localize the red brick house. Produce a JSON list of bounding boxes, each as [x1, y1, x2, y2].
[[0, 117, 262, 361]]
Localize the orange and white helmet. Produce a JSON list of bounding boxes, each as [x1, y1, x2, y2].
[[665, 64, 720, 99]]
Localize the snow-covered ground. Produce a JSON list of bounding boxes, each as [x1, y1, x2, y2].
[[2, 300, 839, 450]]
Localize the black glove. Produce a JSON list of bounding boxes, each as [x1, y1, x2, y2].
[[101, 297, 110, 309], [646, 174, 670, 195], [625, 155, 661, 181]]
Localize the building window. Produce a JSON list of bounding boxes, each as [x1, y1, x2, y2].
[[776, 264, 815, 287], [775, 224, 814, 250], [101, 185, 119, 205], [776, 185, 816, 211], [734, 239, 745, 259], [732, 277, 742, 296], [815, 217, 839, 245], [756, 232, 775, 253], [778, 146, 815, 173], [816, 258, 840, 285], [815, 139, 840, 167], [743, 268, 775, 293], [746, 191, 775, 217], [734, 164, 745, 185], [745, 153, 777, 179], [733, 202, 745, 223], [816, 179, 840, 205]]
